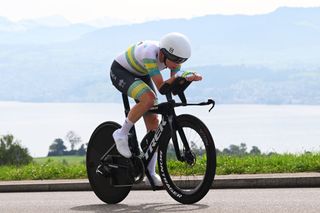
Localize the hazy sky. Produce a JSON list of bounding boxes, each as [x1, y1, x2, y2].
[[1, 0, 320, 23]]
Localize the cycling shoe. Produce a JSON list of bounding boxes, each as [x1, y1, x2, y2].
[[112, 129, 132, 158]]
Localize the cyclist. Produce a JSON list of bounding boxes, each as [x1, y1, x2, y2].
[[109, 32, 202, 186]]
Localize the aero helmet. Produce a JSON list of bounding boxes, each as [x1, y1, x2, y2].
[[159, 32, 191, 64]]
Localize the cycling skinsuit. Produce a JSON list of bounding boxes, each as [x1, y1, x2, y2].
[[110, 40, 181, 102]]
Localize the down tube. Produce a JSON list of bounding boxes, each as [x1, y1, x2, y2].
[[143, 118, 171, 166]]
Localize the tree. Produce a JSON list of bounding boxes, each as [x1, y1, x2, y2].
[[65, 131, 81, 151], [190, 141, 205, 155], [239, 143, 247, 155], [48, 138, 67, 156], [166, 142, 175, 160], [222, 148, 231, 155], [222, 143, 249, 156], [190, 141, 198, 151], [229, 144, 241, 155], [216, 148, 222, 155], [0, 134, 32, 166], [250, 146, 262, 155], [77, 144, 86, 156]]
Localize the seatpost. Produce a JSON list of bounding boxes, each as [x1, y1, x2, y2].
[[122, 93, 131, 117]]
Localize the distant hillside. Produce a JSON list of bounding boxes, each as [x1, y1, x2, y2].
[[75, 7, 320, 67], [0, 7, 320, 104]]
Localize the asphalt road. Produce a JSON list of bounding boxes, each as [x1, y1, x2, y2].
[[1, 188, 319, 213]]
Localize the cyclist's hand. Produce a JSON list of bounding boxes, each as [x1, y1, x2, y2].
[[175, 70, 202, 81]]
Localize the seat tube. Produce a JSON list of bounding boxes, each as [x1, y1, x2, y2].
[[122, 93, 130, 117]]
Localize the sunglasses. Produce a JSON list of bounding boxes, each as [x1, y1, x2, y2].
[[161, 48, 188, 64]]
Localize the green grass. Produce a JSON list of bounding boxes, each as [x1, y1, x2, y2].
[[166, 155, 208, 176], [0, 155, 96, 181], [0, 153, 319, 181], [164, 153, 320, 176], [216, 153, 320, 175], [0, 157, 86, 181], [33, 156, 85, 165]]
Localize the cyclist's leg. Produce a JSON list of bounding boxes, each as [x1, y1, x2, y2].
[[143, 113, 163, 186], [143, 113, 158, 174], [110, 61, 135, 157], [110, 61, 156, 157], [140, 111, 162, 186], [126, 73, 157, 123], [127, 91, 156, 123], [143, 114, 158, 131], [139, 76, 162, 186], [139, 74, 159, 131], [124, 83, 157, 158]]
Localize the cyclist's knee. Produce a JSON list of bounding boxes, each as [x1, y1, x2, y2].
[[140, 92, 156, 109], [146, 114, 159, 130], [152, 115, 159, 124]]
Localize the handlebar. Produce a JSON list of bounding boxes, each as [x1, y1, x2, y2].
[[175, 99, 215, 112], [149, 76, 215, 114], [149, 98, 215, 114]]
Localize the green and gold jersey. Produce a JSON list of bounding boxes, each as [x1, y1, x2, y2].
[[115, 40, 180, 77]]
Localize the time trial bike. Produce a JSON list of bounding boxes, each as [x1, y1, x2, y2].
[[86, 77, 216, 204]]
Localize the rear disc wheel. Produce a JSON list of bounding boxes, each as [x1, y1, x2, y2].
[[86, 121, 131, 204]]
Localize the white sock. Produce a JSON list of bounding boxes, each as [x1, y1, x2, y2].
[[148, 151, 157, 176], [119, 118, 134, 135]]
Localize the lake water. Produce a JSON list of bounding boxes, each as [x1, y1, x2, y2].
[[1, 102, 320, 157]]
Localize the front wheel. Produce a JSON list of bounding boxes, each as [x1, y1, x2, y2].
[[158, 114, 216, 204]]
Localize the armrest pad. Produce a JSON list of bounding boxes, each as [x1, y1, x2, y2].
[[159, 82, 171, 95]]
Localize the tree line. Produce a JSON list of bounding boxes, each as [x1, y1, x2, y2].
[[1, 133, 274, 167], [0, 131, 87, 166], [0, 134, 32, 166], [216, 143, 262, 156], [48, 135, 265, 157], [47, 131, 86, 156]]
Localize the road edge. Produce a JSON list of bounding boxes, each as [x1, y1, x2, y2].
[[0, 173, 319, 192]]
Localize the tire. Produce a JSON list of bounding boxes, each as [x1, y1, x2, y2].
[[86, 121, 131, 204], [158, 114, 216, 204]]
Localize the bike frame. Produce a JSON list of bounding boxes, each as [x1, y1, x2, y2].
[[98, 90, 214, 189], [121, 92, 215, 189], [121, 93, 175, 189]]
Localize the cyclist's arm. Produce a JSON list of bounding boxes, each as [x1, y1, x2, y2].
[[151, 74, 176, 91], [143, 57, 177, 91], [170, 65, 181, 77], [152, 71, 203, 92], [171, 65, 202, 81]]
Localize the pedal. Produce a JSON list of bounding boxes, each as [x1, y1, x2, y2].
[[129, 156, 145, 184]]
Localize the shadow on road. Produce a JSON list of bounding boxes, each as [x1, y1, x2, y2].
[[71, 202, 209, 212]]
